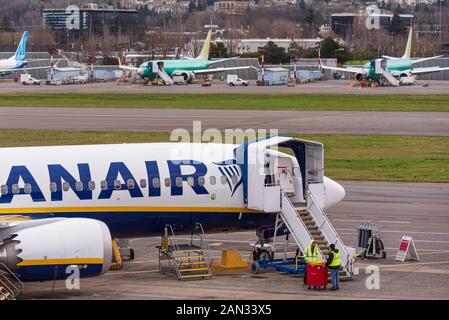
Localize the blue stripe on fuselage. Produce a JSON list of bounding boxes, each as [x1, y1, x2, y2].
[[18, 210, 276, 238]]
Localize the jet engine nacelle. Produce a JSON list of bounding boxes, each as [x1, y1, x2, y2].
[[174, 71, 195, 82], [355, 73, 366, 82], [0, 218, 112, 281]]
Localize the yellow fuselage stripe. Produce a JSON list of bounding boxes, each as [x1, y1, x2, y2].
[[17, 258, 104, 267], [0, 206, 261, 215]]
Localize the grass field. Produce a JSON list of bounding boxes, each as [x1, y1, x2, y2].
[[1, 130, 447, 183], [1, 93, 448, 112]]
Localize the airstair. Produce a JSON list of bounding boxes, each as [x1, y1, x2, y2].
[[0, 263, 24, 300], [279, 192, 354, 277], [151, 61, 173, 85], [158, 223, 213, 280], [236, 136, 355, 278], [381, 69, 400, 86]]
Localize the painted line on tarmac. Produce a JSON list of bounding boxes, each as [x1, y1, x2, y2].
[[337, 228, 449, 236], [104, 269, 160, 276], [334, 219, 411, 224], [372, 260, 449, 269], [0, 112, 250, 120]]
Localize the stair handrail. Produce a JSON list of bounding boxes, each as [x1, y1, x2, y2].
[[192, 223, 214, 269], [164, 224, 182, 278], [280, 192, 326, 260], [0, 263, 24, 299], [306, 189, 353, 275]]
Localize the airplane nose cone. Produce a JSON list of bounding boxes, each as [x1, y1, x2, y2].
[[137, 68, 144, 77], [323, 177, 346, 209]]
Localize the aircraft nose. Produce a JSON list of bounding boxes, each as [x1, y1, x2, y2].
[[137, 68, 144, 77], [323, 177, 346, 209]]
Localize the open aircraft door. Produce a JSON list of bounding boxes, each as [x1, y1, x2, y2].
[[235, 136, 324, 212]]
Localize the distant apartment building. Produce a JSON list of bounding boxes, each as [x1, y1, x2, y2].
[[42, 4, 139, 37], [214, 1, 256, 14], [331, 11, 413, 41]]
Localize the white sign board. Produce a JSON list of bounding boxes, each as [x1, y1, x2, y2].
[[395, 235, 420, 262]]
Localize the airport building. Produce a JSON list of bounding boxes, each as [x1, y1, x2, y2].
[[42, 4, 139, 38], [331, 12, 414, 41]]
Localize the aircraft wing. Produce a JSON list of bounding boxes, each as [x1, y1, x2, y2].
[[320, 65, 365, 74], [411, 55, 444, 64], [192, 65, 257, 75], [381, 55, 401, 60], [208, 57, 240, 65], [0, 66, 53, 73], [411, 66, 449, 75], [117, 57, 139, 72]]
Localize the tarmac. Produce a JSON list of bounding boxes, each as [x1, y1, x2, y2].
[[19, 181, 449, 300], [1, 107, 448, 136], [1, 79, 449, 94]]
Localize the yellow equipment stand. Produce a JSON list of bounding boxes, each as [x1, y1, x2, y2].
[[218, 249, 248, 269]]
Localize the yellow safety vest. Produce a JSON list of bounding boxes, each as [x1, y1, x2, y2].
[[305, 243, 318, 263], [329, 251, 341, 267]]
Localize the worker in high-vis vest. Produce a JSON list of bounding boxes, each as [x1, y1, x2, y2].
[[304, 240, 319, 264], [326, 243, 341, 290], [303, 240, 319, 285]]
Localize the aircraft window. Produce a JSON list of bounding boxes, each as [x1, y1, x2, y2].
[[114, 180, 121, 190], [175, 177, 183, 187], [164, 178, 171, 187], [88, 181, 96, 191], [231, 175, 238, 184], [198, 176, 205, 187], [187, 176, 194, 187], [50, 182, 57, 193], [210, 176, 216, 185], [140, 179, 147, 188], [12, 184, 19, 195], [101, 180, 108, 190], [24, 183, 32, 194], [221, 175, 227, 185], [1, 185, 8, 195], [152, 178, 160, 188], [62, 182, 70, 192], [127, 179, 135, 189], [75, 181, 83, 192]]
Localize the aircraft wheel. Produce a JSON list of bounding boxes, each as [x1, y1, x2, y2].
[[258, 249, 272, 261]]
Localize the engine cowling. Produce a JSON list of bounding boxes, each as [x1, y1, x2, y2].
[[355, 73, 366, 82], [174, 71, 195, 82], [0, 218, 112, 281]]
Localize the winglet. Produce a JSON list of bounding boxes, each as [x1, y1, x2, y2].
[[402, 27, 413, 60], [14, 31, 28, 61], [196, 30, 212, 60]]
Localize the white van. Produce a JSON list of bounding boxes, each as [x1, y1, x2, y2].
[[227, 74, 249, 86], [20, 74, 40, 85]]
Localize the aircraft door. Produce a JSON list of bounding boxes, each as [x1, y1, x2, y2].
[[274, 157, 295, 196]]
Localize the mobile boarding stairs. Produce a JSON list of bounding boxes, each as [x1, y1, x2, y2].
[[236, 137, 355, 278], [158, 223, 213, 280]]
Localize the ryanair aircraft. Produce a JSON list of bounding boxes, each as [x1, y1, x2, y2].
[[0, 137, 345, 282]]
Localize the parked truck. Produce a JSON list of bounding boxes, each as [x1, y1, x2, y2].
[[20, 74, 40, 85], [227, 74, 249, 86]]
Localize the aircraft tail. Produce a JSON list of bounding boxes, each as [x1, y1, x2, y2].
[[196, 30, 212, 60], [14, 31, 28, 61], [402, 27, 413, 60]]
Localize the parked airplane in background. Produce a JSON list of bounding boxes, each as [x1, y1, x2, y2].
[[119, 30, 255, 84], [0, 32, 53, 76], [0, 136, 349, 282], [321, 27, 449, 86]]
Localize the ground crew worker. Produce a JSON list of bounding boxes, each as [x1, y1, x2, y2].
[[326, 244, 341, 290], [304, 240, 319, 264], [303, 240, 319, 284]]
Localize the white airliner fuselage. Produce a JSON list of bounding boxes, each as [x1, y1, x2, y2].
[[0, 139, 344, 281]]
